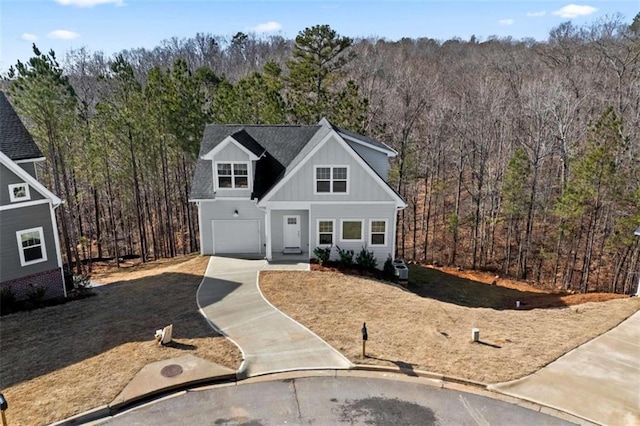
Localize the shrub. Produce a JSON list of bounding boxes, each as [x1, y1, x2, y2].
[[383, 254, 396, 281], [313, 246, 332, 265], [356, 247, 377, 270], [336, 246, 354, 267], [0, 287, 17, 315], [25, 284, 47, 309]]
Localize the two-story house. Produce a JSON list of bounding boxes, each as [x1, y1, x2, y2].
[[0, 91, 66, 301], [190, 118, 406, 265]]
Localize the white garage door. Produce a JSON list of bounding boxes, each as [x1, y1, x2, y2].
[[212, 220, 261, 254]]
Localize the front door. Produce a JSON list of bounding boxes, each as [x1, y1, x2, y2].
[[283, 215, 301, 249]]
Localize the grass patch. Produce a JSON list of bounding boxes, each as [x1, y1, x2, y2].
[[0, 255, 242, 426], [259, 267, 640, 384]]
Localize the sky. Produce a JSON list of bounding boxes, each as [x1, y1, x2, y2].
[[1, 0, 638, 72]]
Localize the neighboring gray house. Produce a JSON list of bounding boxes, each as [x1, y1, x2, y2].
[[0, 91, 66, 301], [190, 118, 406, 265]]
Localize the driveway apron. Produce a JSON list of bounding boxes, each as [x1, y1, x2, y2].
[[197, 256, 352, 378], [490, 311, 640, 426]]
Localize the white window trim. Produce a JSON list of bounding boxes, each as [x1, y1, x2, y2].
[[340, 219, 364, 243], [16, 226, 48, 267], [316, 219, 335, 247], [313, 165, 349, 195], [369, 218, 388, 247], [8, 183, 30, 202], [214, 161, 251, 191]]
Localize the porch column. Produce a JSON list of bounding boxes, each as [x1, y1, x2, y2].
[[265, 207, 272, 260]]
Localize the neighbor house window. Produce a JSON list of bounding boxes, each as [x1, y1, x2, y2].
[[8, 183, 30, 202], [16, 227, 47, 266], [341, 219, 363, 242], [369, 220, 387, 246], [317, 220, 334, 246], [216, 162, 249, 189], [315, 165, 348, 194]]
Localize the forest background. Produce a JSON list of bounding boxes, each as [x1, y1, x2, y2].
[[3, 14, 640, 294]]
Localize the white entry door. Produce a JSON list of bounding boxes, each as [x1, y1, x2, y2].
[[283, 215, 301, 249]]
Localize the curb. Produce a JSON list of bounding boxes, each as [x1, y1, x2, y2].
[[51, 366, 594, 426], [49, 405, 111, 426], [352, 364, 486, 388]]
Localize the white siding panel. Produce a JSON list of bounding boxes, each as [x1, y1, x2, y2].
[[270, 135, 394, 202], [214, 142, 251, 162], [309, 203, 397, 268], [199, 200, 265, 255]]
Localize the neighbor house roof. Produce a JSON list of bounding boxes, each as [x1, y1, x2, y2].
[[0, 91, 44, 161]]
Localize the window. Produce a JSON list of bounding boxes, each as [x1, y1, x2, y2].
[[317, 220, 334, 246], [369, 220, 387, 246], [341, 220, 363, 242], [16, 227, 47, 266], [315, 166, 348, 194], [216, 162, 249, 189], [8, 183, 30, 202]]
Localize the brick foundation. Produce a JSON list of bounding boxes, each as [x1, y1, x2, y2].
[[1, 269, 65, 301]]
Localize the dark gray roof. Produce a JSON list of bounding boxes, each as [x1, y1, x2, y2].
[[331, 124, 396, 154], [191, 124, 320, 199], [189, 120, 404, 205], [0, 91, 43, 161], [229, 129, 266, 157]]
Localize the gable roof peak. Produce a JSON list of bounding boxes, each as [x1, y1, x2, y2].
[[0, 91, 44, 161]]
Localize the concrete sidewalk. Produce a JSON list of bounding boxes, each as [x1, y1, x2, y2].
[[196, 256, 352, 378], [490, 310, 640, 426]]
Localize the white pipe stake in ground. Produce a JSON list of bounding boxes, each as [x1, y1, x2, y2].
[[472, 328, 480, 342]]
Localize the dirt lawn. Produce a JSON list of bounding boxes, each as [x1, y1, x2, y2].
[[259, 267, 640, 384], [0, 255, 242, 426]]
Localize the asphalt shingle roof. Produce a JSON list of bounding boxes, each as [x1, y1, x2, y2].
[[331, 123, 396, 154], [0, 91, 43, 161], [189, 120, 404, 206], [191, 124, 321, 200]]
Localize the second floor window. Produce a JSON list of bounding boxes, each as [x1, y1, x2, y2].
[[315, 166, 348, 193], [217, 163, 248, 189]]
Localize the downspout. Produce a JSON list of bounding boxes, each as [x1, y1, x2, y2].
[[255, 201, 271, 261]]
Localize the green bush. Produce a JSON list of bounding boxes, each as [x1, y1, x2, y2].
[[313, 246, 332, 265], [383, 254, 396, 281], [26, 284, 47, 309], [356, 247, 377, 270], [0, 287, 17, 315], [336, 246, 354, 267]]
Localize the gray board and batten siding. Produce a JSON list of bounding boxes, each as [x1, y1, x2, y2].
[[0, 163, 45, 205], [267, 134, 396, 203], [0, 202, 59, 282]]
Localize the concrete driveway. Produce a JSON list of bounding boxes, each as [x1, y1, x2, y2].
[[197, 256, 352, 378], [490, 311, 640, 425]]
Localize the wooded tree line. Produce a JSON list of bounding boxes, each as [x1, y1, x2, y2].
[[3, 15, 639, 294]]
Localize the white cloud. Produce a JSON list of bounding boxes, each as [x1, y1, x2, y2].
[[54, 0, 124, 7], [251, 21, 282, 33], [21, 33, 38, 41], [552, 4, 597, 18], [499, 19, 515, 26], [47, 30, 80, 39], [526, 11, 547, 18]]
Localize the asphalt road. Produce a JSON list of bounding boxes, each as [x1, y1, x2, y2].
[[97, 376, 576, 425]]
